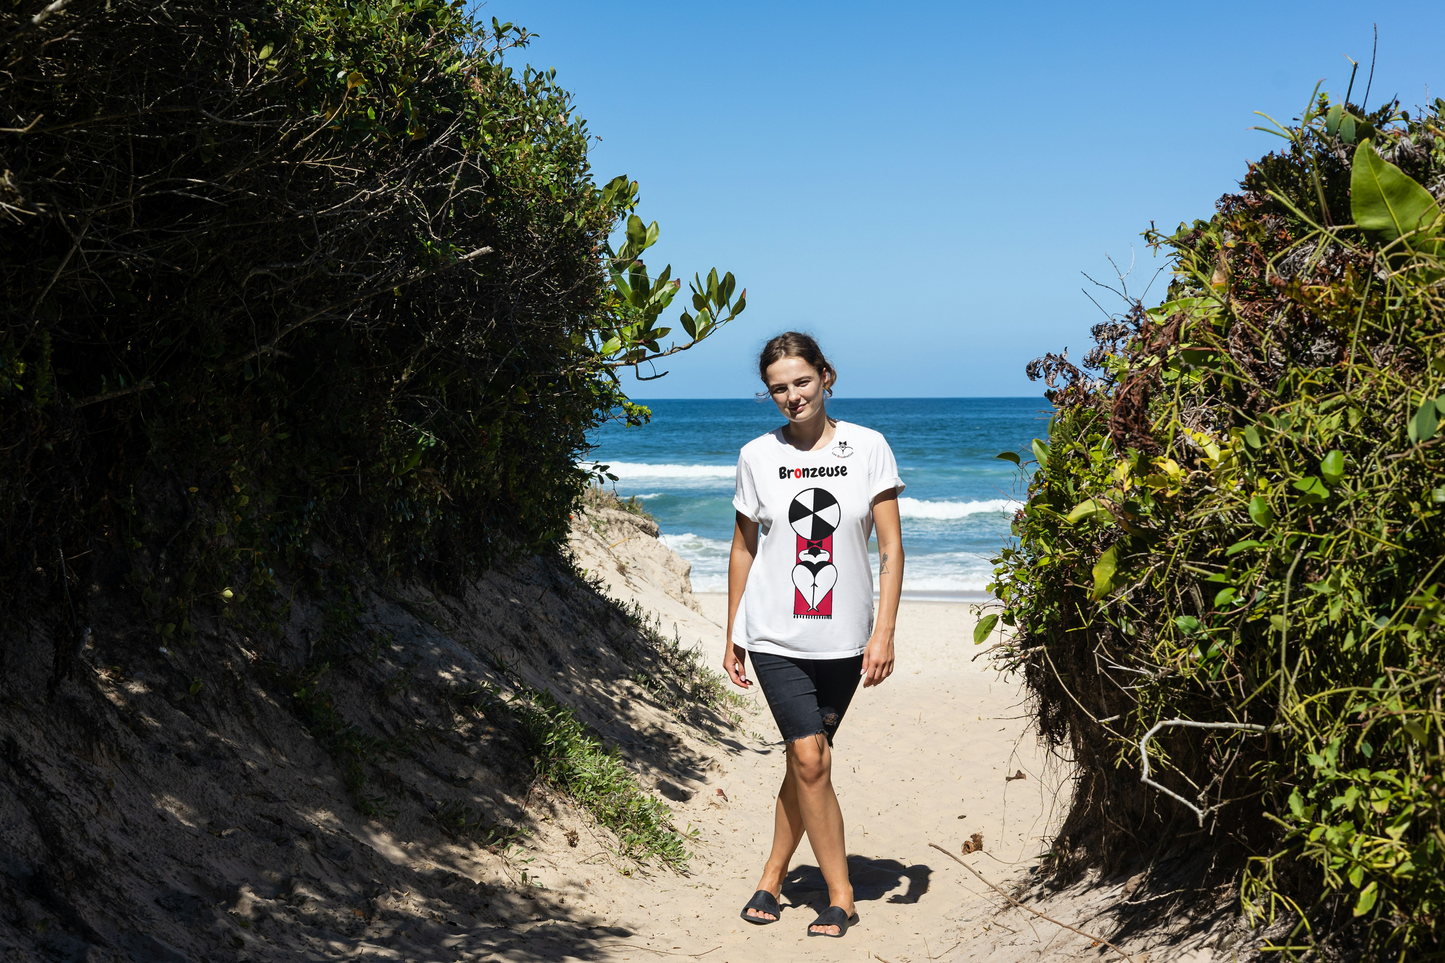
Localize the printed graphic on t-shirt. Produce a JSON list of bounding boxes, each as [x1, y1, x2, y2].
[[789, 487, 840, 619]]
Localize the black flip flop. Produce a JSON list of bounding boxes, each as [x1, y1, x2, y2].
[[807, 905, 859, 937], [740, 889, 782, 924]]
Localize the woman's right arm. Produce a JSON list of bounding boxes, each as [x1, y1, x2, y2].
[[724, 511, 759, 689]]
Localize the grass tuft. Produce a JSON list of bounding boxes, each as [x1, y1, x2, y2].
[[511, 686, 692, 869]]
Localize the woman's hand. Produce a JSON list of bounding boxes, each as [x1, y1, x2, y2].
[[723, 641, 752, 689], [860, 633, 895, 688], [725, 511, 759, 691]]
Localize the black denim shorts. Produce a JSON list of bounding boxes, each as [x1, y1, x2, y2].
[[749, 651, 865, 745]]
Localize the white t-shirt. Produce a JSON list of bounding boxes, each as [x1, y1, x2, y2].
[[732, 421, 904, 659]]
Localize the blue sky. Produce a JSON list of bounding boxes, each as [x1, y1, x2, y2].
[[491, 1, 1442, 398]]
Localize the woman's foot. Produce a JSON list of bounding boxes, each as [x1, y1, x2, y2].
[[807, 905, 859, 937], [740, 888, 782, 924]]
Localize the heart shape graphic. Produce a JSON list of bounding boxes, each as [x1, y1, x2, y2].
[[792, 562, 838, 611]]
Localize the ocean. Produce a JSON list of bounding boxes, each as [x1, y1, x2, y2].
[[587, 397, 1051, 599]]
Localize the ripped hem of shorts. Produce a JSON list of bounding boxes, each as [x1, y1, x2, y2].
[[783, 729, 831, 746]]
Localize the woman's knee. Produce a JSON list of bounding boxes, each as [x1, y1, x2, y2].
[[787, 734, 831, 785]]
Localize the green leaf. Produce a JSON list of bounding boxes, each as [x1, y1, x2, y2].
[[1409, 398, 1438, 444], [1091, 544, 1119, 600], [1353, 881, 1378, 916], [1292, 475, 1328, 504], [1340, 114, 1356, 143], [1064, 498, 1112, 525], [973, 613, 999, 644], [1213, 587, 1238, 608], [1031, 438, 1050, 471], [1320, 450, 1345, 485], [680, 312, 697, 339], [1243, 425, 1262, 448], [1404, 720, 1428, 744], [1174, 615, 1202, 635], [600, 337, 621, 355], [1351, 139, 1443, 242], [995, 451, 1021, 466], [1226, 539, 1263, 556], [1248, 495, 1275, 527], [1325, 103, 1343, 136]]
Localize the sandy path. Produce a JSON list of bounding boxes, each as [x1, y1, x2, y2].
[[573, 594, 1070, 963]]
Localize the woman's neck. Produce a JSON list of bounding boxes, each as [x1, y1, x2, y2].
[[781, 410, 836, 452]]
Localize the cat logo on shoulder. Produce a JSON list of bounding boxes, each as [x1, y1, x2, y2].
[[831, 440, 853, 459]]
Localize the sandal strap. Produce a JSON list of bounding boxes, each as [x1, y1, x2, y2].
[[741, 890, 781, 921], [808, 905, 858, 936], [745, 890, 780, 911]]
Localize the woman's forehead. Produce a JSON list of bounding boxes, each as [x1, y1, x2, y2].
[[765, 356, 817, 381]]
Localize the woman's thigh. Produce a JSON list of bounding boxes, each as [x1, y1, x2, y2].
[[751, 652, 864, 745], [809, 655, 865, 739]]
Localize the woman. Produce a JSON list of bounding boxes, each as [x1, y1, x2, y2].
[[723, 331, 904, 939]]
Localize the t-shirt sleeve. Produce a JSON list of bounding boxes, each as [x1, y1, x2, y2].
[[732, 450, 760, 521], [868, 435, 905, 502]]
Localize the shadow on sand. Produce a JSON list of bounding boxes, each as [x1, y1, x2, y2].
[[782, 855, 933, 912]]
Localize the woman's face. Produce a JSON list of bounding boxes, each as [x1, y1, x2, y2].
[[764, 355, 829, 426]]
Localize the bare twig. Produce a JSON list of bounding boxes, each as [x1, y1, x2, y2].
[[224, 246, 493, 366], [0, 114, 44, 134], [927, 843, 1134, 962], [72, 381, 155, 408], [1138, 719, 1273, 826], [4, 0, 70, 42]]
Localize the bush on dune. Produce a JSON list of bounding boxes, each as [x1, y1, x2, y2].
[[0, 0, 743, 641], [994, 89, 1445, 956]]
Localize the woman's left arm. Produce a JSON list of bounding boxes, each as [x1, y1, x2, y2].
[[863, 488, 903, 687]]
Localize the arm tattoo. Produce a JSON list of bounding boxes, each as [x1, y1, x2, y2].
[[880, 552, 889, 575]]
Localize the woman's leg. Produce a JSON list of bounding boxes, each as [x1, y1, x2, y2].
[[746, 764, 805, 920], [789, 732, 854, 934]]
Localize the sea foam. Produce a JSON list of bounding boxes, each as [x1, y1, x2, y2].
[[896, 497, 1020, 519], [596, 461, 735, 480]]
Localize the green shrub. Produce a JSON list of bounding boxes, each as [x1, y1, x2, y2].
[[994, 89, 1445, 956], [0, 0, 741, 640]]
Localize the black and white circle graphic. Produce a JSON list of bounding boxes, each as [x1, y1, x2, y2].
[[788, 488, 841, 541]]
